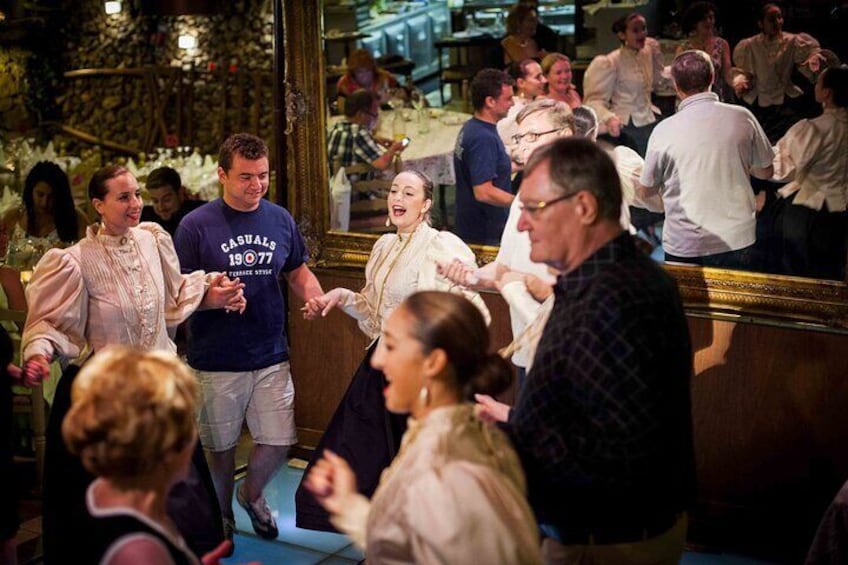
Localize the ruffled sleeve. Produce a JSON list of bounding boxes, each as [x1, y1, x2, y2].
[[141, 223, 209, 326], [647, 37, 672, 93], [583, 54, 618, 125], [773, 118, 822, 189], [500, 281, 542, 329], [403, 462, 542, 564], [419, 231, 491, 325], [793, 33, 822, 82], [22, 248, 88, 361], [731, 38, 757, 105], [329, 493, 372, 551]]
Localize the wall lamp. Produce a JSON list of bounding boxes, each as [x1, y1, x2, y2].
[[178, 33, 198, 50], [104, 1, 122, 15]]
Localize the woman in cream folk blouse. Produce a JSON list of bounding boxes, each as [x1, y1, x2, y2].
[[19, 164, 244, 561], [583, 12, 670, 156], [306, 291, 542, 564], [295, 169, 489, 533]]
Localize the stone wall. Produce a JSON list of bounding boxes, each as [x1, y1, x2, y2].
[[58, 0, 275, 157]]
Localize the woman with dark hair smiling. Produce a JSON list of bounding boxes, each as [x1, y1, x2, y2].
[[18, 164, 245, 562], [583, 12, 670, 156], [306, 291, 541, 564]]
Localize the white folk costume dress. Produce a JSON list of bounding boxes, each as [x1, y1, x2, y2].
[[332, 404, 543, 564], [295, 221, 490, 532], [22, 221, 224, 560]]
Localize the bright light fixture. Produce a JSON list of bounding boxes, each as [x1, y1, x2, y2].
[[178, 34, 197, 49], [104, 1, 121, 15]]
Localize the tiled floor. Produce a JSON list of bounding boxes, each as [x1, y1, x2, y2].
[[225, 458, 781, 565], [224, 460, 364, 564]]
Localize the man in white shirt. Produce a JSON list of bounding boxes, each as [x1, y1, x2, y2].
[[637, 50, 774, 269]]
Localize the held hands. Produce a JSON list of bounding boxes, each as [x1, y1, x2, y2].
[[203, 274, 246, 314], [304, 450, 358, 516], [301, 287, 347, 320], [606, 116, 622, 138], [733, 75, 751, 97], [474, 393, 511, 424], [20, 355, 49, 388], [493, 271, 552, 302], [437, 259, 495, 290]]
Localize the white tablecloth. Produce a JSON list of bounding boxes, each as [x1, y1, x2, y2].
[[330, 110, 471, 185]]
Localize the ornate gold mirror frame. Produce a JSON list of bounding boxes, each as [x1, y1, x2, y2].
[[282, 2, 848, 331]]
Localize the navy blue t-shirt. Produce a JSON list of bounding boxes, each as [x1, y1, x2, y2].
[[174, 198, 308, 371], [453, 117, 512, 245]]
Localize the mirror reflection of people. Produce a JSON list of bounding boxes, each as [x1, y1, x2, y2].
[[637, 50, 774, 271], [295, 169, 489, 533], [499, 59, 549, 155], [676, 1, 734, 102], [732, 2, 825, 142], [541, 53, 582, 109], [20, 164, 245, 561], [771, 66, 848, 280], [327, 89, 407, 172], [454, 69, 516, 246], [62, 346, 211, 564], [583, 13, 670, 156], [141, 166, 204, 236], [305, 291, 542, 564], [501, 4, 547, 65], [336, 48, 399, 114], [1, 161, 89, 268]]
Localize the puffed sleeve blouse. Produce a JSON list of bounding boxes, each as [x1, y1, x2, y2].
[[333, 222, 490, 341], [583, 37, 668, 128], [772, 107, 848, 212], [22, 222, 210, 361], [330, 404, 543, 564], [732, 32, 821, 107]]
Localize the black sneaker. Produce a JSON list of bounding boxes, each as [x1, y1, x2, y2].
[[236, 487, 279, 540]]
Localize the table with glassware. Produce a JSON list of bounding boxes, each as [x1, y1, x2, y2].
[[330, 108, 471, 185]]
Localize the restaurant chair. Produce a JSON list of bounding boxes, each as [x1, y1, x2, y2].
[[331, 156, 401, 235]]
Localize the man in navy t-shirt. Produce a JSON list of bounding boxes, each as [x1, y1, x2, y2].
[[453, 68, 516, 245], [174, 133, 323, 547]]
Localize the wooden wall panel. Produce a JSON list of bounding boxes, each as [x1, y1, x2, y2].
[[288, 271, 848, 560], [288, 269, 513, 450]]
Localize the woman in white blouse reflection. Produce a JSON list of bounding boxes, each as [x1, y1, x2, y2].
[[295, 169, 488, 532], [772, 66, 848, 280], [306, 291, 542, 564], [19, 165, 245, 560], [583, 12, 669, 156]]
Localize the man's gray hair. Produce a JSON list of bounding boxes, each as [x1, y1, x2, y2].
[[515, 98, 574, 131], [671, 50, 714, 95], [524, 137, 622, 223], [571, 105, 599, 140]]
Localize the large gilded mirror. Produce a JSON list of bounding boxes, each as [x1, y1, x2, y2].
[[282, 2, 848, 330]]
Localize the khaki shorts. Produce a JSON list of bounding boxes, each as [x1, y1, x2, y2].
[[194, 362, 297, 451]]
